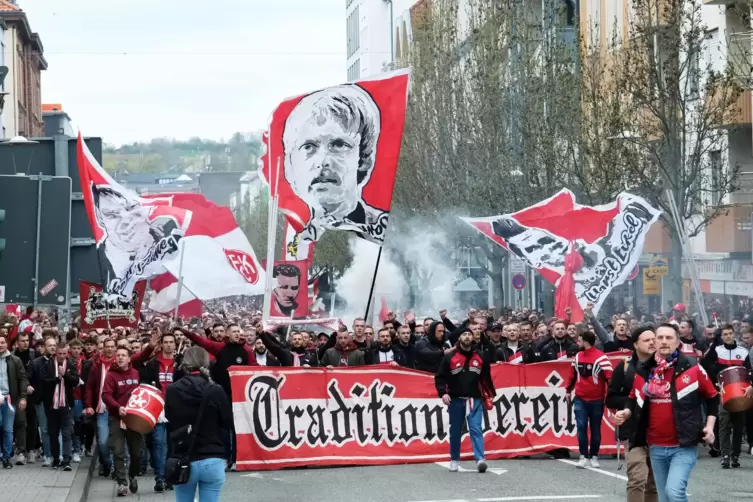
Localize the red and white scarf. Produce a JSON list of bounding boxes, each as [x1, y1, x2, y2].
[[52, 359, 67, 409]]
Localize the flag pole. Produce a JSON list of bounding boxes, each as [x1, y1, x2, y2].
[[363, 247, 383, 322], [263, 153, 281, 320], [172, 238, 187, 322]]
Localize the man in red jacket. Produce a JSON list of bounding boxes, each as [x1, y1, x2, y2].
[[567, 331, 613, 469], [101, 346, 142, 497], [84, 338, 117, 478]]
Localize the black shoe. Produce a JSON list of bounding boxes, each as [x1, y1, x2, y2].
[[62, 460, 72, 472], [709, 447, 721, 458], [101, 463, 112, 478], [154, 480, 165, 492], [732, 456, 741, 468], [166, 483, 174, 491], [129, 476, 139, 494], [721, 456, 731, 469], [2, 459, 12, 469], [52, 458, 60, 469], [139, 468, 147, 476]]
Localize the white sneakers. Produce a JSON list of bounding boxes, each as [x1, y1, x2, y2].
[[42, 456, 52, 467], [477, 459, 488, 473], [449, 460, 459, 472], [576, 456, 600, 469], [72, 453, 82, 463], [14, 453, 25, 465], [27, 451, 36, 464]]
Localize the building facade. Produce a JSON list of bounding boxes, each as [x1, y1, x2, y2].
[[0, 0, 46, 139]]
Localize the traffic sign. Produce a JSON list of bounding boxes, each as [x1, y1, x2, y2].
[[648, 257, 668, 276], [512, 273, 527, 290], [510, 256, 526, 274], [627, 264, 639, 281]]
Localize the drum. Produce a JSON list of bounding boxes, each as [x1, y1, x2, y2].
[[122, 384, 165, 433], [719, 367, 753, 413]]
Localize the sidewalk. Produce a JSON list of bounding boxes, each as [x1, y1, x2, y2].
[[0, 456, 93, 502], [87, 471, 173, 502]]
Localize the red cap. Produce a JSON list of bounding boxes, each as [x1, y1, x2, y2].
[[673, 303, 687, 312]]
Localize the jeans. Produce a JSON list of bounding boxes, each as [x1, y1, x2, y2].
[[0, 398, 15, 460], [448, 397, 484, 461], [150, 423, 167, 481], [72, 400, 84, 451], [36, 403, 51, 457], [573, 397, 604, 458], [648, 445, 697, 502], [96, 412, 112, 467], [174, 457, 226, 502]]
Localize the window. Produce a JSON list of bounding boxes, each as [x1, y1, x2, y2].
[[347, 58, 360, 82], [710, 150, 722, 206], [346, 6, 360, 58]]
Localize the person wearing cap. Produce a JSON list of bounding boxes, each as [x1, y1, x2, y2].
[[670, 303, 686, 322]]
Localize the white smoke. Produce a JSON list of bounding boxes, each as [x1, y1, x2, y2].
[[334, 220, 457, 326]]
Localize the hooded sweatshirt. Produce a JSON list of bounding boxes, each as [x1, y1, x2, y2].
[[415, 321, 446, 373], [101, 363, 140, 418]]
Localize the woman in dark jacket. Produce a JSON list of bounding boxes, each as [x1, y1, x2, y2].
[[415, 321, 448, 373], [165, 347, 232, 502]]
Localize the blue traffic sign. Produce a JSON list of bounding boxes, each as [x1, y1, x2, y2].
[[512, 273, 527, 290]]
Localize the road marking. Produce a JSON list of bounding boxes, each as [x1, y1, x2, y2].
[[407, 497, 603, 502], [478, 497, 603, 501], [240, 472, 264, 479], [434, 461, 507, 475], [556, 459, 629, 481]]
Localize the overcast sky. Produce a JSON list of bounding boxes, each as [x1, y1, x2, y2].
[[21, 0, 345, 146]]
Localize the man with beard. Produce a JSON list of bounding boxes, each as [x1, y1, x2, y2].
[[252, 338, 280, 366], [435, 328, 494, 473], [606, 326, 658, 502], [321, 330, 365, 367], [369, 327, 401, 366], [540, 321, 579, 361], [416, 321, 449, 374], [498, 323, 534, 364], [40, 341, 79, 471], [258, 330, 317, 367], [393, 325, 416, 368]]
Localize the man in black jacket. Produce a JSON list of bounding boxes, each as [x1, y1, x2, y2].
[[540, 321, 579, 361], [435, 328, 494, 474], [12, 331, 36, 465], [40, 341, 79, 471], [392, 325, 416, 368], [258, 330, 318, 367], [606, 326, 657, 502], [614, 323, 717, 502]]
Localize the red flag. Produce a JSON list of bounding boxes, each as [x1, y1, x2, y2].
[[461, 190, 661, 322], [260, 69, 410, 247], [378, 297, 389, 324], [269, 260, 309, 319], [79, 280, 147, 329]]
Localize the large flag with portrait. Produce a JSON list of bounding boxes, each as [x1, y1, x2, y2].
[[461, 189, 662, 322], [260, 69, 410, 247]]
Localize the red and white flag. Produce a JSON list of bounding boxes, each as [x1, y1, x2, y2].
[[260, 69, 410, 247], [77, 134, 266, 307], [281, 222, 314, 261], [77, 134, 191, 296], [461, 189, 661, 322], [144, 193, 266, 312]]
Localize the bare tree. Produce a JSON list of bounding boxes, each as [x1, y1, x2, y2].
[[575, 0, 744, 303]]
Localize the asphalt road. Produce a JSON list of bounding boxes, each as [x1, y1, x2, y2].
[[214, 451, 753, 502], [84, 450, 753, 501]]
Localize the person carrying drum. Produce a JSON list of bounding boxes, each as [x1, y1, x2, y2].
[[101, 346, 143, 497], [701, 323, 751, 469]]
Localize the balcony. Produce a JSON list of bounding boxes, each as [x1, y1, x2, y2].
[[708, 85, 752, 128], [705, 203, 753, 253], [704, 0, 736, 4]]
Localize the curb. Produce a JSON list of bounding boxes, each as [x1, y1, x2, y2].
[[65, 447, 98, 502]]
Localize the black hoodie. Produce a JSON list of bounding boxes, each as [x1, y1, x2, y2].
[[415, 321, 446, 373], [165, 373, 233, 462]]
